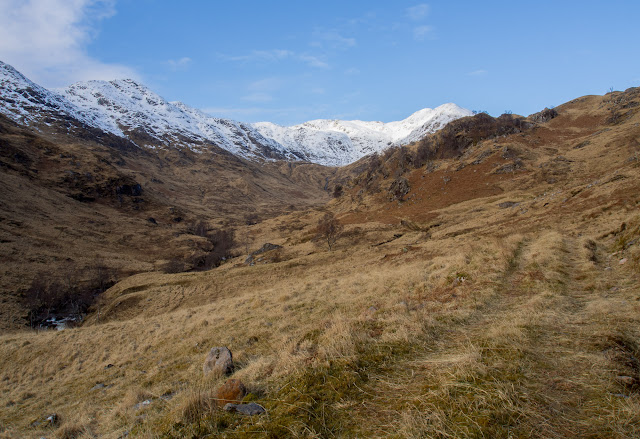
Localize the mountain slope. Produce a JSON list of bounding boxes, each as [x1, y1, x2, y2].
[[61, 79, 298, 161], [0, 61, 123, 136], [253, 104, 473, 166], [1, 61, 472, 166]]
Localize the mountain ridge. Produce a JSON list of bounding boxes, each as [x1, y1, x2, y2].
[[0, 60, 472, 166]]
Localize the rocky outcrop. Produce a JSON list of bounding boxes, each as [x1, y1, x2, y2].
[[245, 243, 282, 265], [388, 177, 410, 200], [530, 107, 558, 123]]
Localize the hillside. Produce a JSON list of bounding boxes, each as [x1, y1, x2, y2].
[[0, 86, 638, 438], [0, 112, 346, 331]]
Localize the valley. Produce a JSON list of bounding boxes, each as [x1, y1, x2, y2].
[[0, 61, 639, 438]]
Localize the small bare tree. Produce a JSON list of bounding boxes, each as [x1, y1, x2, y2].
[[317, 212, 343, 251]]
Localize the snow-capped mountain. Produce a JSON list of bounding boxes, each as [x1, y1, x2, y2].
[[0, 61, 473, 166], [0, 61, 123, 136], [252, 104, 472, 166], [61, 79, 298, 161]]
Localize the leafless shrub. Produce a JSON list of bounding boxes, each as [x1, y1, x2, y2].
[[23, 259, 115, 327], [316, 213, 344, 251], [245, 213, 259, 225], [414, 138, 434, 168], [192, 229, 236, 270], [191, 220, 209, 237]]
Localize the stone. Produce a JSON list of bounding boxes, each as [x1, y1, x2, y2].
[[619, 258, 628, 265], [223, 402, 266, 415], [35, 413, 59, 427], [214, 378, 246, 407], [203, 347, 233, 376], [616, 375, 637, 387], [91, 383, 106, 391], [134, 399, 152, 410]]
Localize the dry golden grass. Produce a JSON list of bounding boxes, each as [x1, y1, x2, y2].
[[1, 88, 639, 437]]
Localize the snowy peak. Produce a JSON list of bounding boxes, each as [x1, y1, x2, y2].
[[0, 61, 120, 134], [251, 103, 473, 166], [60, 78, 293, 160], [0, 60, 473, 166]]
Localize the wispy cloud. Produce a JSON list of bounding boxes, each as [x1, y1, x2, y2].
[[299, 54, 329, 69], [406, 4, 430, 21], [311, 29, 356, 50], [241, 93, 273, 102], [0, 0, 138, 87], [222, 49, 329, 69], [167, 57, 192, 70], [413, 25, 433, 41], [468, 69, 488, 76], [241, 77, 282, 102], [248, 77, 282, 92], [227, 49, 293, 63], [345, 67, 361, 75]]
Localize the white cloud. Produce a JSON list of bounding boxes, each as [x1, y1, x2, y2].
[[223, 50, 328, 69], [413, 25, 433, 41], [311, 29, 356, 50], [228, 49, 294, 63], [345, 67, 361, 75], [299, 54, 329, 69], [241, 93, 273, 102], [468, 69, 488, 76], [167, 57, 192, 70], [248, 77, 282, 92], [406, 4, 430, 21], [242, 78, 281, 102], [0, 0, 138, 87]]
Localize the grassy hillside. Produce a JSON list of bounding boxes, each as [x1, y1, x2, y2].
[[0, 115, 346, 330], [0, 88, 639, 438]]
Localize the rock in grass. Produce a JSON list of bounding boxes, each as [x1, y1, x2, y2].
[[214, 378, 246, 407], [31, 413, 60, 428], [616, 375, 637, 387], [203, 347, 233, 376], [223, 402, 266, 415]]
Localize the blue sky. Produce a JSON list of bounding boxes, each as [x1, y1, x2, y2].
[[1, 0, 639, 125]]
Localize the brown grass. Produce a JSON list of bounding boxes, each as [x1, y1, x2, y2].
[[0, 88, 639, 437]]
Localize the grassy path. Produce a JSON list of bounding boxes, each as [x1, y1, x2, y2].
[[349, 232, 640, 438]]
